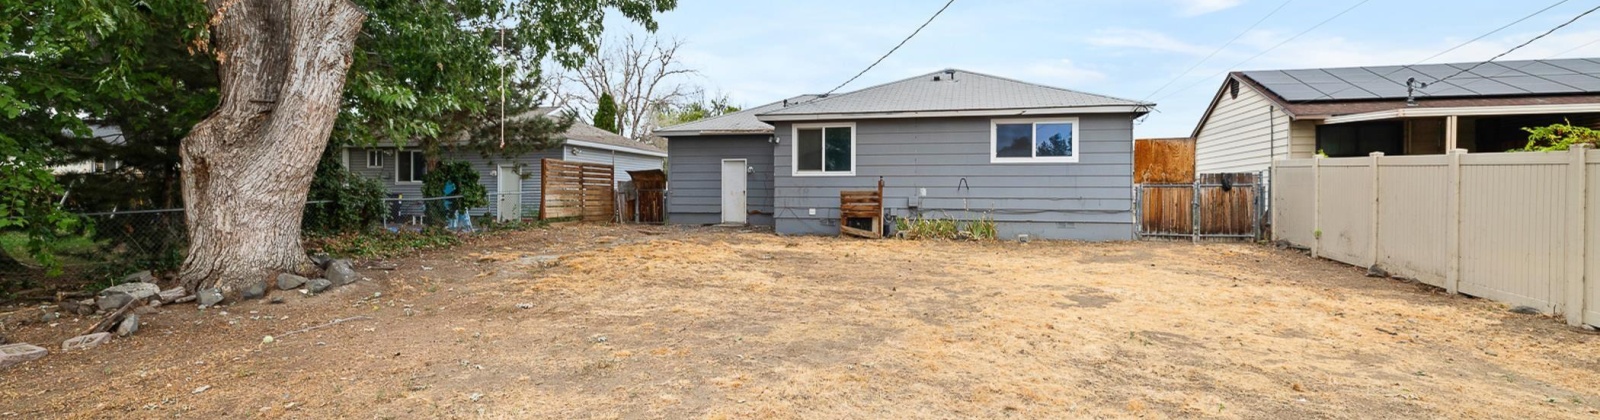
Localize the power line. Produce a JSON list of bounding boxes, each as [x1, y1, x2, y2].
[[1550, 36, 1600, 58], [822, 0, 955, 96], [1287, 0, 1575, 104], [1428, 4, 1600, 85], [1141, 0, 1294, 102], [1150, 0, 1372, 104]]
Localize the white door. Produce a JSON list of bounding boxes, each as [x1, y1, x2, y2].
[[497, 166, 522, 222], [721, 159, 747, 224]]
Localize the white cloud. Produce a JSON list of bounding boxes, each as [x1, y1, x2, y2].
[[1173, 0, 1245, 16], [1018, 59, 1108, 85], [1087, 28, 1215, 56]]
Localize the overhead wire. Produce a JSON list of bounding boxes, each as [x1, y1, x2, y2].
[[822, 0, 956, 96], [1149, 0, 1373, 104], [1141, 0, 1295, 102]]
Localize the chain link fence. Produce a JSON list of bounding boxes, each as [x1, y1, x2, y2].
[[2, 195, 538, 295]]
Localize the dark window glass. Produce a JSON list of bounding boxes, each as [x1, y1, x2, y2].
[[1316, 122, 1403, 157], [1035, 123, 1073, 157], [996, 124, 1032, 158], [797, 129, 823, 171], [824, 127, 851, 172]]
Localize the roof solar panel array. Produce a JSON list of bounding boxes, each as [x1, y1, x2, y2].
[[1240, 58, 1600, 102]]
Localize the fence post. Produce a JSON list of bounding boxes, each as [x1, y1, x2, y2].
[[1191, 177, 1201, 243], [1311, 154, 1321, 258], [1369, 152, 1383, 268], [1566, 144, 1589, 326], [1446, 149, 1464, 295]]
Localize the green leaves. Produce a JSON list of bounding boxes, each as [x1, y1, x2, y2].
[[1519, 120, 1600, 152]]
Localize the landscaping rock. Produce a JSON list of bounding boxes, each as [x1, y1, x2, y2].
[[59, 299, 90, 316], [241, 282, 267, 300], [326, 260, 359, 285], [198, 289, 224, 308], [310, 253, 333, 269], [117, 314, 140, 337], [40, 311, 59, 322], [307, 278, 333, 294], [1510, 306, 1542, 315], [277, 273, 308, 290], [158, 287, 186, 302], [97, 282, 161, 310], [61, 333, 111, 352], [123, 270, 157, 284], [1365, 265, 1389, 278], [0, 343, 48, 369]]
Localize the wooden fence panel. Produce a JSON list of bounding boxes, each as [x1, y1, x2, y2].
[[1138, 186, 1193, 236], [1196, 173, 1259, 237], [1135, 138, 1195, 184], [540, 159, 615, 222]]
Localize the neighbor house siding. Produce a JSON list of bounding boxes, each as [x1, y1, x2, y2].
[[664, 135, 776, 226], [346, 146, 561, 217], [561, 145, 665, 184], [1195, 82, 1319, 174], [771, 115, 1137, 240]]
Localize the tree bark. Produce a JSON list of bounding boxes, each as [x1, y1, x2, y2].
[[179, 0, 365, 296]]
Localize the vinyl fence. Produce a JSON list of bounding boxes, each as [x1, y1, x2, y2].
[[1272, 146, 1597, 327]]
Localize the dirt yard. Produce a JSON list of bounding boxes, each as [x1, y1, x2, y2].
[[2, 225, 1597, 419]]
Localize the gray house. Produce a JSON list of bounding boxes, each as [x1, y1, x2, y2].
[[658, 69, 1151, 240], [343, 112, 665, 221]]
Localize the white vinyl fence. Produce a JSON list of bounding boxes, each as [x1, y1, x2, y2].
[[1273, 146, 1597, 327]]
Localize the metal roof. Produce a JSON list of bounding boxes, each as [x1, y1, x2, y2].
[[758, 69, 1150, 119], [519, 107, 664, 155], [1239, 58, 1600, 102], [653, 95, 819, 136]]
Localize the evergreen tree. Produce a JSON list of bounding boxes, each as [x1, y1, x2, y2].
[[594, 92, 620, 134]]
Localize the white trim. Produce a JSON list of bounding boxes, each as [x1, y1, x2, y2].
[[1322, 103, 1600, 125], [789, 122, 857, 177], [365, 150, 383, 168], [341, 148, 349, 169], [989, 117, 1081, 164], [394, 150, 425, 184], [564, 138, 668, 158], [760, 105, 1146, 122]]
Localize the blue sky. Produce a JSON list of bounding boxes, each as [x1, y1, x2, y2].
[[601, 0, 1600, 138]]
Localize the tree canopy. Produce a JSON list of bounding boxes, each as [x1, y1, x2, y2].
[[594, 92, 621, 134]]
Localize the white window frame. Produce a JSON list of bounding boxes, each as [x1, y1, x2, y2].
[[989, 117, 1081, 164], [790, 122, 856, 177], [394, 150, 426, 184], [366, 150, 383, 168]]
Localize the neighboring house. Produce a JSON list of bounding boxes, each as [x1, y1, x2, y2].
[[51, 125, 125, 175], [659, 69, 1151, 240], [342, 110, 665, 220], [1193, 58, 1600, 174]]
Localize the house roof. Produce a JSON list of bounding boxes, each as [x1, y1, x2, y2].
[[757, 69, 1151, 121], [653, 95, 820, 137], [523, 107, 665, 155], [1238, 58, 1600, 103]]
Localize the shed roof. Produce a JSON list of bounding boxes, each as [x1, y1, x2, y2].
[[757, 69, 1151, 120], [653, 95, 819, 136]]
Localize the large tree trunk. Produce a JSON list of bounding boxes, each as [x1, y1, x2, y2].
[[178, 0, 365, 296]]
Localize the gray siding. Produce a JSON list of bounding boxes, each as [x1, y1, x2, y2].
[[345, 146, 561, 218], [561, 145, 666, 184], [664, 135, 776, 226], [772, 115, 1137, 240]]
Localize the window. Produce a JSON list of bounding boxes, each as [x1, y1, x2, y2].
[[1315, 121, 1403, 157], [366, 150, 383, 168], [396, 150, 427, 183], [990, 118, 1079, 163], [792, 123, 854, 176]]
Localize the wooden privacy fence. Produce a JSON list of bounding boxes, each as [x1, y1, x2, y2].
[[1137, 173, 1264, 240], [539, 159, 614, 222], [1273, 146, 1598, 327]]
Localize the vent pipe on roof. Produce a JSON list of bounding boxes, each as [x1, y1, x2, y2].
[[945, 69, 956, 81]]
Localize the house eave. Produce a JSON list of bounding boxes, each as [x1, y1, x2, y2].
[[758, 105, 1150, 122], [1321, 103, 1600, 125], [563, 138, 668, 158]]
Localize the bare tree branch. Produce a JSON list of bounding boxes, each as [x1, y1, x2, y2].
[[549, 34, 698, 140]]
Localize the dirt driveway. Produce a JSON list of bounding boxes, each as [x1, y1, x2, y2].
[[2, 225, 1597, 418]]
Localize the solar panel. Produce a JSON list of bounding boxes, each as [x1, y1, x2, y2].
[[1240, 58, 1600, 101]]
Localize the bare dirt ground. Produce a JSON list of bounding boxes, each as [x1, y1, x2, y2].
[[2, 225, 1598, 419]]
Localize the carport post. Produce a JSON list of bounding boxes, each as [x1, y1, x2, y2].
[[1445, 149, 1464, 295], [1565, 144, 1589, 326]]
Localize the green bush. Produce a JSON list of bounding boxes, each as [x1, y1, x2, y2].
[[1519, 120, 1600, 151], [305, 151, 387, 235], [422, 160, 487, 225]]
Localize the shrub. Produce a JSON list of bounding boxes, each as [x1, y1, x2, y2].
[[421, 160, 487, 226], [305, 152, 387, 235], [1519, 120, 1600, 151], [895, 213, 996, 240]]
